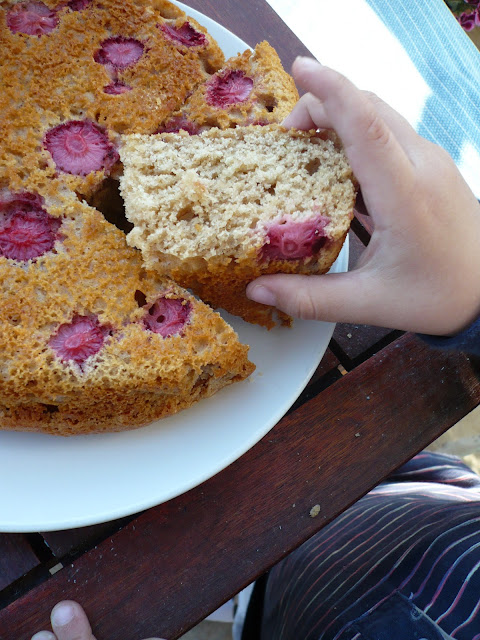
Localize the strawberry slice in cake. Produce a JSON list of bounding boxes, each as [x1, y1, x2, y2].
[[261, 216, 330, 262], [44, 121, 119, 176], [0, 192, 62, 261], [6, 1, 59, 36], [169, 41, 299, 131]]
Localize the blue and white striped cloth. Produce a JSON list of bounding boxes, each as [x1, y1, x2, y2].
[[265, 0, 480, 199]]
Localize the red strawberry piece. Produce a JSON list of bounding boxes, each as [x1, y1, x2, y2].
[[0, 192, 61, 261], [44, 120, 119, 176], [49, 315, 109, 365], [160, 21, 207, 47], [67, 0, 91, 10], [103, 82, 132, 95], [7, 1, 59, 36], [94, 36, 145, 70], [142, 297, 191, 337], [261, 216, 330, 261], [155, 116, 200, 135], [206, 70, 254, 108]]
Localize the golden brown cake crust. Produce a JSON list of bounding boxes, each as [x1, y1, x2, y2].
[[0, 187, 254, 435]]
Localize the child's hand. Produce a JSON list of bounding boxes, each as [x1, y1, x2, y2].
[[246, 57, 480, 335]]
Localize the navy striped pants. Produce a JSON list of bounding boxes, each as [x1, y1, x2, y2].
[[256, 452, 480, 639]]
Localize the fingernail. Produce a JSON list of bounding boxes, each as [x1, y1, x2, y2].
[[294, 56, 322, 70], [31, 633, 55, 640], [52, 602, 75, 626], [247, 285, 276, 307]]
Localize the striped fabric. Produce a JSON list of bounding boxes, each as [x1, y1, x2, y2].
[[366, 0, 480, 200], [264, 0, 480, 199], [260, 452, 480, 639]]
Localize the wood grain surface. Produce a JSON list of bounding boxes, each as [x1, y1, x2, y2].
[[2, 335, 479, 640], [0, 537, 39, 593]]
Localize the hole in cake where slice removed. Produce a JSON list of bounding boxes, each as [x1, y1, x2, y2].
[[86, 177, 134, 235]]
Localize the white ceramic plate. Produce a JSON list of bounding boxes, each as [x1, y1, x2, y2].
[[0, 3, 349, 533]]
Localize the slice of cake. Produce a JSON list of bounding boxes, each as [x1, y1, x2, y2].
[[119, 124, 356, 329], [0, 185, 254, 435]]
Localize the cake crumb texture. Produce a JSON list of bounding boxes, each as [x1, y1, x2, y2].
[[120, 125, 356, 328]]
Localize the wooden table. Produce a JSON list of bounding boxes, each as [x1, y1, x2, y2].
[[1, 2, 480, 639]]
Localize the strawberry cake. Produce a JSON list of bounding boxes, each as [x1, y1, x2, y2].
[[2, 0, 292, 435], [0, 0, 349, 435]]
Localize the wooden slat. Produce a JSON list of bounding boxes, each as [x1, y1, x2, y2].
[[333, 322, 398, 363], [41, 518, 133, 560], [0, 535, 39, 592], [331, 233, 397, 363], [354, 211, 375, 238], [305, 346, 340, 387], [1, 334, 479, 640]]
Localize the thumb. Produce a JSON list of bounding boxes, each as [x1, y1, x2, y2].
[[246, 271, 380, 326], [50, 601, 96, 640]]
